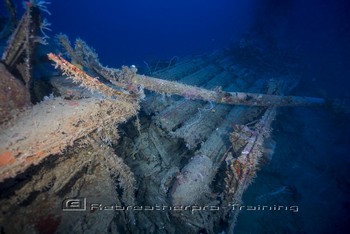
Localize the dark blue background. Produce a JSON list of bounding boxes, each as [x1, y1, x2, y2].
[[49, 0, 260, 67], [43, 0, 348, 97], [4, 0, 349, 93]]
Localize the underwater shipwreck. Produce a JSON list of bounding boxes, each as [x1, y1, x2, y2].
[[0, 2, 329, 233]]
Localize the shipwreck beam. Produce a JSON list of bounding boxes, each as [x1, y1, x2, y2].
[[48, 53, 325, 107], [131, 74, 325, 107]]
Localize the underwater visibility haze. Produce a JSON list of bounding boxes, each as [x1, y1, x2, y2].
[[49, 0, 260, 66], [0, 0, 349, 233]]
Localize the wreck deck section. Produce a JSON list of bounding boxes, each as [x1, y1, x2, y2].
[[0, 47, 298, 233]]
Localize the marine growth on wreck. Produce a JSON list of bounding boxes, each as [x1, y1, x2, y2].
[[1, 1, 349, 233]]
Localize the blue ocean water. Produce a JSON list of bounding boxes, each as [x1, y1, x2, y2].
[[46, 0, 350, 95], [49, 0, 259, 67], [1, 0, 350, 233]]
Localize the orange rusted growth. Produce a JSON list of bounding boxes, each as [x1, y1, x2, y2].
[[47, 53, 131, 99], [0, 151, 16, 167]]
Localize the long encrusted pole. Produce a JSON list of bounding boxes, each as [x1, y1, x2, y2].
[[224, 107, 277, 233], [47, 53, 132, 100], [55, 36, 325, 107], [131, 74, 325, 107], [48, 53, 325, 107]]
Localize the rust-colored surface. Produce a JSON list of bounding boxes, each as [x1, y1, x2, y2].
[[0, 97, 136, 182], [0, 151, 16, 167]]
